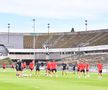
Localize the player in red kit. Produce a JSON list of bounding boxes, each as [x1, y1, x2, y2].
[[97, 61, 103, 79], [11, 63, 15, 69], [23, 62, 27, 69], [2, 63, 6, 72], [77, 62, 81, 78], [21, 62, 24, 76], [29, 60, 35, 76], [21, 62, 27, 76], [85, 60, 90, 77], [29, 62, 34, 71], [51, 60, 57, 76], [46, 61, 52, 76], [80, 60, 85, 77], [77, 60, 85, 78]]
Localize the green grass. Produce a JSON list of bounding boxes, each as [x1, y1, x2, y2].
[[0, 69, 108, 90]]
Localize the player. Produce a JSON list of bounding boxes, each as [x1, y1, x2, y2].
[[21, 62, 24, 70], [2, 63, 6, 69], [11, 63, 15, 69], [97, 61, 103, 79], [15, 60, 23, 77], [35, 61, 41, 76], [17, 59, 23, 77], [23, 62, 27, 69], [77, 61, 81, 78], [62, 62, 69, 76], [72, 63, 76, 74], [77, 60, 85, 78], [15, 61, 19, 76], [85, 60, 90, 77], [29, 60, 35, 76], [46, 61, 52, 76], [51, 60, 57, 76], [2, 63, 6, 72], [29, 60, 34, 71], [80, 60, 86, 77], [22, 62, 27, 71]]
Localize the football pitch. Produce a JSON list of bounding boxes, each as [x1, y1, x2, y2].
[[0, 69, 108, 90]]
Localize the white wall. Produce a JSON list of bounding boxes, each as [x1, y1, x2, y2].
[[0, 33, 23, 49]]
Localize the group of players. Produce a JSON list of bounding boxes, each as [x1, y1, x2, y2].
[[14, 60, 57, 77], [77, 60, 102, 78], [1, 59, 103, 78]]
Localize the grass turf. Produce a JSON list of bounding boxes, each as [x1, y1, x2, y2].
[[0, 69, 108, 90]]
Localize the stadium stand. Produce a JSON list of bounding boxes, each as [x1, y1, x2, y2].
[[22, 29, 108, 49], [1, 29, 108, 61]]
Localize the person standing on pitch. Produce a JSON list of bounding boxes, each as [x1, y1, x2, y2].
[[29, 60, 35, 76], [51, 60, 57, 76], [72, 63, 76, 74], [85, 60, 90, 77], [97, 60, 103, 79], [17, 59, 23, 77], [2, 63, 6, 69], [35, 61, 41, 76], [11, 63, 15, 69], [77, 60, 85, 78], [62, 62, 69, 76], [77, 61, 81, 78], [80, 60, 86, 77], [46, 61, 52, 76]]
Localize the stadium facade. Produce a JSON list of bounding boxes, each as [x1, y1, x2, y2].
[[0, 29, 108, 61]]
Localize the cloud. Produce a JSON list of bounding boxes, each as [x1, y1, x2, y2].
[[0, 0, 108, 33], [0, 0, 108, 19]]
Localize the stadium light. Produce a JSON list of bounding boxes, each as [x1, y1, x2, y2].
[[46, 23, 50, 59], [85, 20, 87, 31], [48, 23, 50, 44], [8, 23, 10, 45], [33, 18, 36, 61]]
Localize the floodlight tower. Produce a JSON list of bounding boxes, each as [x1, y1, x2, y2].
[[47, 23, 50, 54], [33, 18, 36, 61], [48, 23, 50, 45], [85, 20, 87, 31], [8, 23, 10, 45]]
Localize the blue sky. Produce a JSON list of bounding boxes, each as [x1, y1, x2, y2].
[[0, 0, 108, 33]]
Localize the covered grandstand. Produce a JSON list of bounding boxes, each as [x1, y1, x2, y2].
[[0, 29, 108, 62]]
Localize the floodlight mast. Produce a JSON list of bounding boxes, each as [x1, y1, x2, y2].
[[33, 19, 36, 61], [85, 20, 87, 31], [46, 23, 50, 60], [8, 23, 10, 45]]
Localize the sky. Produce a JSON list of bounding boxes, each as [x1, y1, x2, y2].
[[0, 0, 108, 33]]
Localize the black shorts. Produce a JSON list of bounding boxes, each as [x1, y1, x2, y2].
[[36, 68, 40, 71], [63, 68, 66, 71], [73, 69, 75, 71], [52, 69, 57, 72], [80, 69, 85, 73], [98, 70, 102, 73], [18, 67, 22, 71]]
